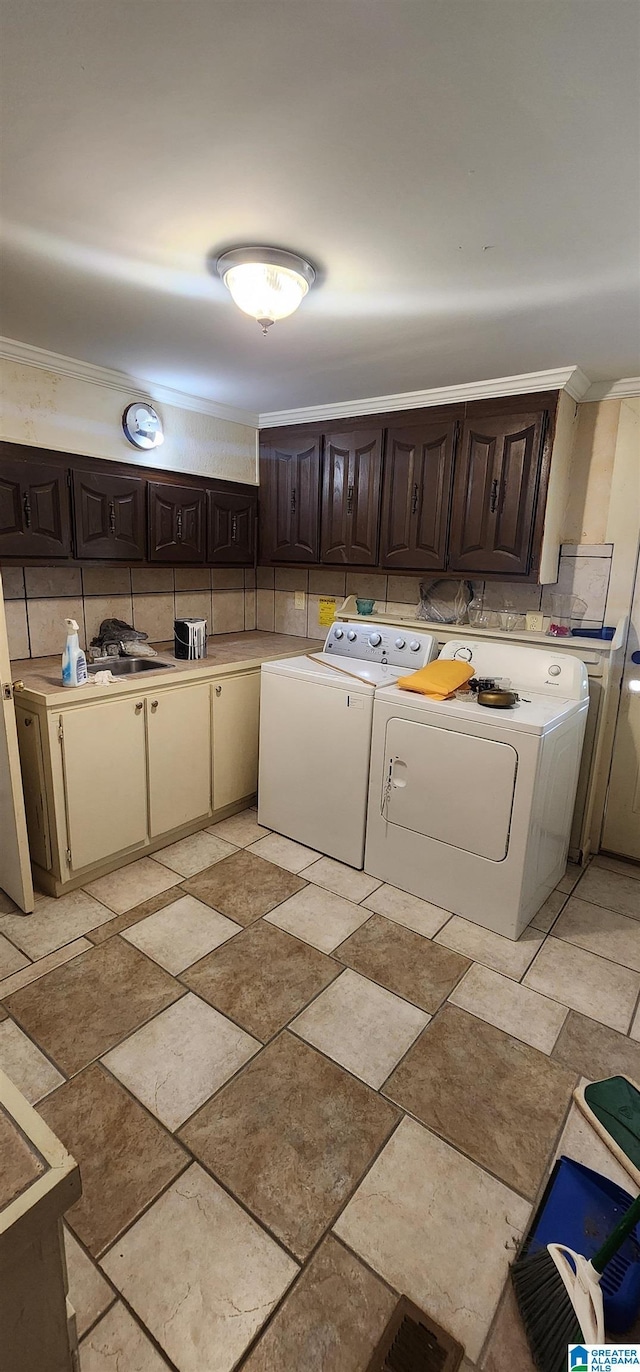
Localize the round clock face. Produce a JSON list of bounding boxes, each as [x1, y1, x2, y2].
[[122, 402, 164, 450]]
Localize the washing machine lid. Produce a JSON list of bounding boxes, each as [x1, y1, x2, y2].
[[373, 683, 584, 734], [261, 654, 402, 692]]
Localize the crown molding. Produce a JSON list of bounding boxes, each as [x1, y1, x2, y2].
[[583, 377, 640, 402], [258, 366, 592, 426], [0, 337, 259, 428]]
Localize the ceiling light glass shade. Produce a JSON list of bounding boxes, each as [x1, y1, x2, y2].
[[216, 247, 316, 332]]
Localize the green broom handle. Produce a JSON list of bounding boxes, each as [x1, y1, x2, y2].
[[592, 1193, 640, 1274]]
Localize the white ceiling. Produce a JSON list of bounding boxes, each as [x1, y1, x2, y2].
[[1, 0, 638, 416]]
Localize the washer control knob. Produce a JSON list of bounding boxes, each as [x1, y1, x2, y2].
[[347, 630, 357, 642], [454, 646, 473, 661], [368, 632, 382, 647], [395, 637, 406, 649], [334, 627, 344, 639], [548, 664, 562, 676], [409, 639, 421, 652]]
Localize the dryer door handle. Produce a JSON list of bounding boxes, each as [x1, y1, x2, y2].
[[390, 756, 408, 788]]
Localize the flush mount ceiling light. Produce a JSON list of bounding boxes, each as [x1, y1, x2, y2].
[[215, 246, 316, 334]]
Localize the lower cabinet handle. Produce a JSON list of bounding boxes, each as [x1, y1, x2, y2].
[[135, 701, 143, 712], [215, 685, 222, 696], [150, 699, 159, 711]]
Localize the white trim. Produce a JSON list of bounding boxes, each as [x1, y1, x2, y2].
[[0, 337, 259, 428], [258, 366, 592, 427], [583, 377, 640, 402]]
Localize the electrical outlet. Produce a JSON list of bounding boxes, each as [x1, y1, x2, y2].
[[525, 612, 544, 632], [295, 590, 306, 610]]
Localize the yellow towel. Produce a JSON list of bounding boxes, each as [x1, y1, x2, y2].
[[397, 659, 474, 700]]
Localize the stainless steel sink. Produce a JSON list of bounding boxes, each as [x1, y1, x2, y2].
[[87, 657, 176, 676]]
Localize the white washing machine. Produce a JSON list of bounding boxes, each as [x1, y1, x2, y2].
[[258, 622, 437, 868], [364, 639, 589, 938]]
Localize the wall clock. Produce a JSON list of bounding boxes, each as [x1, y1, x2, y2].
[[122, 402, 164, 450]]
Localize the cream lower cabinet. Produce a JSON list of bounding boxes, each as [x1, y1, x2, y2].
[[212, 671, 260, 811], [60, 695, 148, 870], [147, 681, 211, 837]]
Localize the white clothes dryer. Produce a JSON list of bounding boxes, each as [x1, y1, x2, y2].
[[258, 622, 437, 868], [364, 639, 589, 938]]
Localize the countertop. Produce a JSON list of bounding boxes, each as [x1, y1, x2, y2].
[[11, 632, 324, 707]]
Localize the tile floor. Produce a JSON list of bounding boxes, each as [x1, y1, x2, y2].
[[0, 827, 639, 1369]]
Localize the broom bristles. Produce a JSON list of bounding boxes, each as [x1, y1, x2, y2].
[[511, 1247, 584, 1372]]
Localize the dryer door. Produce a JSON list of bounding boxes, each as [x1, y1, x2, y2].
[[383, 719, 518, 860]]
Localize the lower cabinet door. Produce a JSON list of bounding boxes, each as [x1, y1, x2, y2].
[[15, 708, 51, 871], [147, 682, 211, 837], [212, 672, 260, 811], [60, 698, 148, 870]]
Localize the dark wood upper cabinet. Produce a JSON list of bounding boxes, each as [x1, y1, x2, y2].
[[0, 452, 71, 558], [148, 481, 205, 563], [72, 469, 145, 560], [259, 435, 321, 562], [321, 430, 383, 565], [447, 409, 548, 575], [207, 488, 257, 565], [380, 420, 457, 571]]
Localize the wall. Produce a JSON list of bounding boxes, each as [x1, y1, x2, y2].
[[2, 564, 257, 661], [0, 357, 258, 485]]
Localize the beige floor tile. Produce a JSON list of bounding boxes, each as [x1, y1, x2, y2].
[[573, 865, 640, 921], [435, 916, 544, 980], [248, 832, 321, 873], [79, 1301, 169, 1370], [480, 1281, 536, 1372], [530, 890, 567, 933], [0, 939, 93, 998], [556, 861, 584, 894], [632, 1006, 640, 1042], [291, 969, 429, 1089], [0, 891, 112, 960], [594, 854, 640, 882], [552, 1092, 639, 1195], [64, 1228, 114, 1339], [266, 885, 371, 953], [0, 1019, 64, 1101], [207, 810, 270, 846], [0, 932, 29, 978], [301, 856, 381, 903], [85, 858, 181, 915], [337, 914, 469, 1014], [334, 1116, 530, 1363], [103, 993, 260, 1131], [153, 830, 236, 877], [552, 1009, 640, 1079], [361, 883, 452, 938], [101, 1164, 298, 1372], [553, 896, 640, 971], [448, 963, 568, 1054], [523, 937, 640, 1033], [121, 895, 241, 974]]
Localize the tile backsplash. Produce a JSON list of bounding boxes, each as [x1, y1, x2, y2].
[[256, 543, 615, 639], [2, 565, 257, 660], [2, 543, 615, 659]]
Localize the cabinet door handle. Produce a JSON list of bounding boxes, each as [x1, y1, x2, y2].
[[176, 508, 183, 542], [215, 684, 222, 696], [411, 483, 419, 515], [490, 478, 500, 514], [109, 500, 116, 535], [150, 699, 159, 711], [135, 701, 143, 712], [24, 716, 32, 727], [290, 487, 296, 514], [23, 492, 32, 528], [346, 484, 354, 515], [231, 514, 238, 543]]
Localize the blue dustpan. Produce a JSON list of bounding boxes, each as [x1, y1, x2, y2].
[[524, 1156, 640, 1335]]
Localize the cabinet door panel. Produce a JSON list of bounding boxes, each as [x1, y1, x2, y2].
[[0, 456, 71, 558], [72, 470, 145, 559], [60, 698, 147, 869], [380, 422, 455, 570], [147, 683, 211, 836], [212, 672, 260, 811], [148, 482, 205, 563], [321, 430, 382, 564], [16, 709, 51, 871], [208, 489, 257, 564], [259, 439, 320, 562], [448, 411, 546, 575]]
